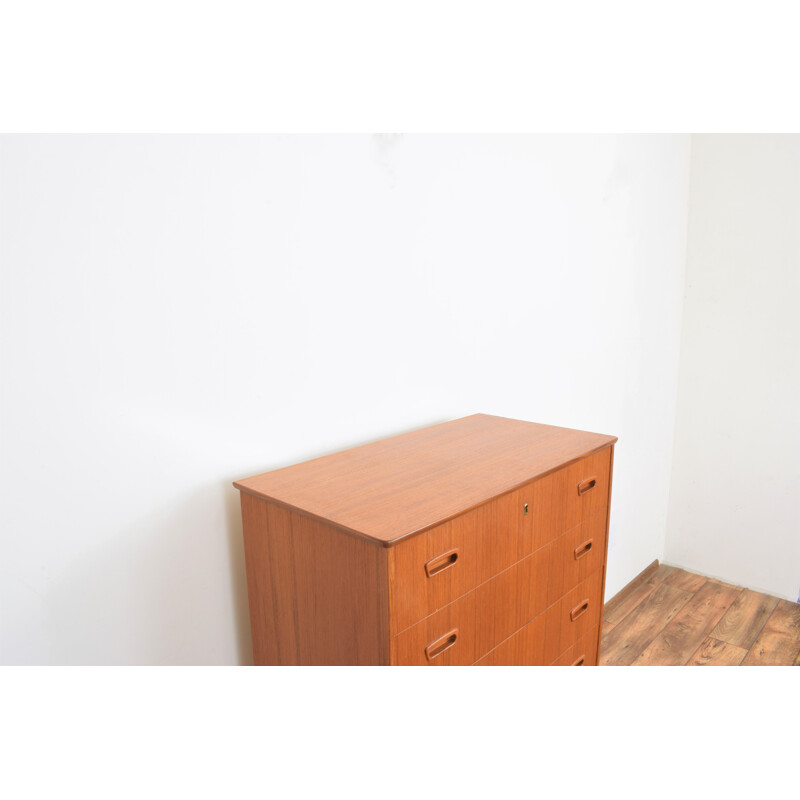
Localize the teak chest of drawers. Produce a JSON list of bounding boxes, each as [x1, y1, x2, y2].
[[234, 414, 616, 666]]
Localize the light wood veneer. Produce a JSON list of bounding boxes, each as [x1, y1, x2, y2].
[[235, 414, 616, 665]]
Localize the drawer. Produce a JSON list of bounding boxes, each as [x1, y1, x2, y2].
[[512, 447, 611, 551], [391, 540, 552, 665], [551, 625, 600, 666], [389, 448, 611, 634], [390, 504, 608, 636], [392, 548, 604, 666], [539, 510, 607, 607], [473, 569, 604, 666], [389, 496, 530, 634]]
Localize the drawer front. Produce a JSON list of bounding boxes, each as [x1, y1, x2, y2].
[[391, 505, 608, 636], [389, 447, 612, 634], [392, 550, 604, 666], [473, 570, 604, 666], [539, 510, 607, 607], [551, 625, 600, 666], [392, 541, 553, 665], [390, 496, 529, 634], [514, 447, 611, 551]]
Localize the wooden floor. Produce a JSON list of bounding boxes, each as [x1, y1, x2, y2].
[[600, 562, 800, 666]]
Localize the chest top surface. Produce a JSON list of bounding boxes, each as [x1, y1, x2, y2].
[[234, 414, 616, 547]]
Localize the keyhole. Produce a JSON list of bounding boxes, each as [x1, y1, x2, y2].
[[523, 503, 529, 515]]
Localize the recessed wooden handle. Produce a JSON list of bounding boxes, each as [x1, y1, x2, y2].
[[573, 539, 593, 560], [572, 655, 586, 666], [577, 476, 597, 495], [425, 629, 459, 661], [424, 548, 459, 578], [570, 599, 590, 622]]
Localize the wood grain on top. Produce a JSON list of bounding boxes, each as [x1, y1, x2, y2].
[[233, 414, 617, 546]]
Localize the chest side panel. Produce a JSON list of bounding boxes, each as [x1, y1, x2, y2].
[[241, 493, 390, 665]]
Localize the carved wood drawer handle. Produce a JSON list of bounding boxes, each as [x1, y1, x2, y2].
[[425, 629, 459, 661], [573, 539, 593, 560], [570, 599, 590, 622], [577, 476, 597, 495], [572, 655, 586, 666], [425, 548, 459, 578]]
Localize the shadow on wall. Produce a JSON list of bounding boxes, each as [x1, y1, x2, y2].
[[35, 417, 478, 665], [34, 482, 253, 665], [224, 481, 253, 666]]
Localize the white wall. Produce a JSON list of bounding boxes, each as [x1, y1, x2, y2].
[[0, 135, 691, 664], [665, 134, 800, 601]]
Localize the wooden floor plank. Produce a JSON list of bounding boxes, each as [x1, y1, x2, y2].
[[663, 569, 708, 594], [605, 577, 658, 625], [605, 562, 679, 625], [687, 636, 748, 666], [599, 566, 800, 667], [742, 629, 800, 666], [652, 564, 677, 582], [600, 582, 694, 666], [711, 589, 779, 649], [632, 581, 743, 666], [713, 579, 742, 592], [766, 599, 800, 635], [742, 600, 800, 666], [603, 560, 660, 623]]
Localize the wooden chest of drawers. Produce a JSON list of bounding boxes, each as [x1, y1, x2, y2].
[[234, 414, 616, 665]]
